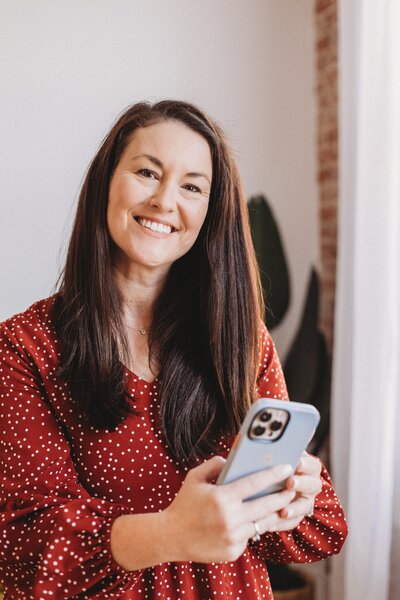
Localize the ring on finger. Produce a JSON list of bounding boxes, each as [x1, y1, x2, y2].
[[251, 520, 261, 542]]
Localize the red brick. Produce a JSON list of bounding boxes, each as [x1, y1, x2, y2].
[[316, 0, 336, 13], [315, 0, 338, 354]]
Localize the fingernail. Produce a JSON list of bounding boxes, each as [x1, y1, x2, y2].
[[279, 464, 293, 477], [286, 508, 292, 518], [292, 477, 300, 490]]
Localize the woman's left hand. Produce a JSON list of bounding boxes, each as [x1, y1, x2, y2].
[[271, 452, 322, 531]]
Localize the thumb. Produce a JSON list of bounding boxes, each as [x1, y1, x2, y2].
[[190, 455, 226, 483]]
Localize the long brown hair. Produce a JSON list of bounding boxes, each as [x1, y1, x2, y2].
[[52, 100, 264, 465]]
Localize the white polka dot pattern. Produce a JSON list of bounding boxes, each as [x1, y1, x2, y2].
[[0, 297, 347, 599]]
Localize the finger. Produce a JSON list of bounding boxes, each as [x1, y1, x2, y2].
[[286, 474, 322, 496], [190, 456, 227, 483], [249, 506, 303, 536], [279, 495, 314, 520], [240, 489, 296, 525], [296, 454, 321, 475], [226, 464, 293, 500], [267, 515, 303, 532]]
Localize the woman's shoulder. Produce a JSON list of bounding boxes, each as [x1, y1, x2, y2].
[[0, 294, 60, 351], [256, 320, 289, 400]]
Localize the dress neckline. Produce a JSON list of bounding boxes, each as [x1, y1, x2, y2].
[[122, 363, 159, 385]]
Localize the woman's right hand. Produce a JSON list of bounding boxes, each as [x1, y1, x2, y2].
[[161, 455, 296, 563]]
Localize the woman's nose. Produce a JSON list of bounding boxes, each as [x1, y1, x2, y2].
[[148, 181, 176, 212]]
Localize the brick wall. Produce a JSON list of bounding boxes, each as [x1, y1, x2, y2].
[[315, 0, 338, 354]]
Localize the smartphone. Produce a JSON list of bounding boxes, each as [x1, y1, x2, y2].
[[216, 398, 320, 501]]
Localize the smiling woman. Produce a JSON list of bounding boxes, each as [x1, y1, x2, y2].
[[0, 100, 347, 599], [107, 121, 212, 276]]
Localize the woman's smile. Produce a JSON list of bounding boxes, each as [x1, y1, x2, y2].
[[107, 120, 212, 275], [133, 216, 177, 235]]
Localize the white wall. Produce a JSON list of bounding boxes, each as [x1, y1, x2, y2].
[[0, 0, 318, 358]]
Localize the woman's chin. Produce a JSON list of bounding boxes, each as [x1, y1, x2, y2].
[[113, 253, 173, 277]]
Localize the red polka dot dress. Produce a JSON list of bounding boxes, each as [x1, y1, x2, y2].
[[0, 297, 347, 599]]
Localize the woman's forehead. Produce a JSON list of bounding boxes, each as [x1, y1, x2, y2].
[[121, 120, 213, 177]]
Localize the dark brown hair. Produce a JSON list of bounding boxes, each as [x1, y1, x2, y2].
[[52, 100, 264, 465]]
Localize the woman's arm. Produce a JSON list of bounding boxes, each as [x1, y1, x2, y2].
[[250, 461, 348, 562], [110, 512, 170, 571], [110, 457, 298, 570], [0, 321, 141, 597], [252, 324, 348, 561]]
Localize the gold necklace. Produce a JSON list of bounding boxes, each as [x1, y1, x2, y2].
[[124, 323, 148, 335], [122, 297, 150, 335]]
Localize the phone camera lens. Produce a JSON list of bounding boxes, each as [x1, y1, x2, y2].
[[270, 420, 282, 432], [260, 411, 272, 422], [253, 425, 265, 436]]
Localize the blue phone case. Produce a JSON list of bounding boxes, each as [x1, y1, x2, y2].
[[216, 398, 320, 501]]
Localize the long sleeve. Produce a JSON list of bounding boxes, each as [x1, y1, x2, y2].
[[258, 463, 348, 563], [0, 318, 140, 598], [253, 324, 348, 562]]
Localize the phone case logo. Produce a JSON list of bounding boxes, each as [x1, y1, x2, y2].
[[263, 452, 273, 465]]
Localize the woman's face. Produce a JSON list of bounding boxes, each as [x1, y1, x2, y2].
[[107, 120, 212, 278]]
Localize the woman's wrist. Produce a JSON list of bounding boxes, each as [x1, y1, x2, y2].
[[110, 510, 179, 571]]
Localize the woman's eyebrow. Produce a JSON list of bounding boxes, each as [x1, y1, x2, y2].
[[185, 171, 211, 185], [132, 153, 163, 168], [131, 154, 211, 184]]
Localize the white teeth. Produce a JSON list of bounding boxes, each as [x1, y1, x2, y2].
[[136, 218, 173, 234]]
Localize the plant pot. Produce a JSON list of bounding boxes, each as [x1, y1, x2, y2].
[[272, 569, 314, 600]]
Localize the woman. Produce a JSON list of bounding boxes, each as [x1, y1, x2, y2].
[[0, 100, 347, 599]]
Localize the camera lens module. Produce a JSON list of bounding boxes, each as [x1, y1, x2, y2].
[[259, 411, 272, 422], [270, 420, 282, 432], [249, 406, 289, 441], [253, 425, 266, 436]]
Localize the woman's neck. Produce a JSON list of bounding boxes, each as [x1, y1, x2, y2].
[[113, 264, 168, 330]]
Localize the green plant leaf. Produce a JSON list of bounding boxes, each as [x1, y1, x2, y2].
[[283, 268, 330, 453], [247, 195, 290, 330]]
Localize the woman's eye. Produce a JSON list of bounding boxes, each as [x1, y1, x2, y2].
[[184, 183, 202, 194], [137, 168, 158, 179]]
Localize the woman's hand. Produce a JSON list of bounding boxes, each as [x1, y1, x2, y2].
[[161, 456, 297, 564], [111, 453, 324, 571], [273, 452, 322, 531]]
